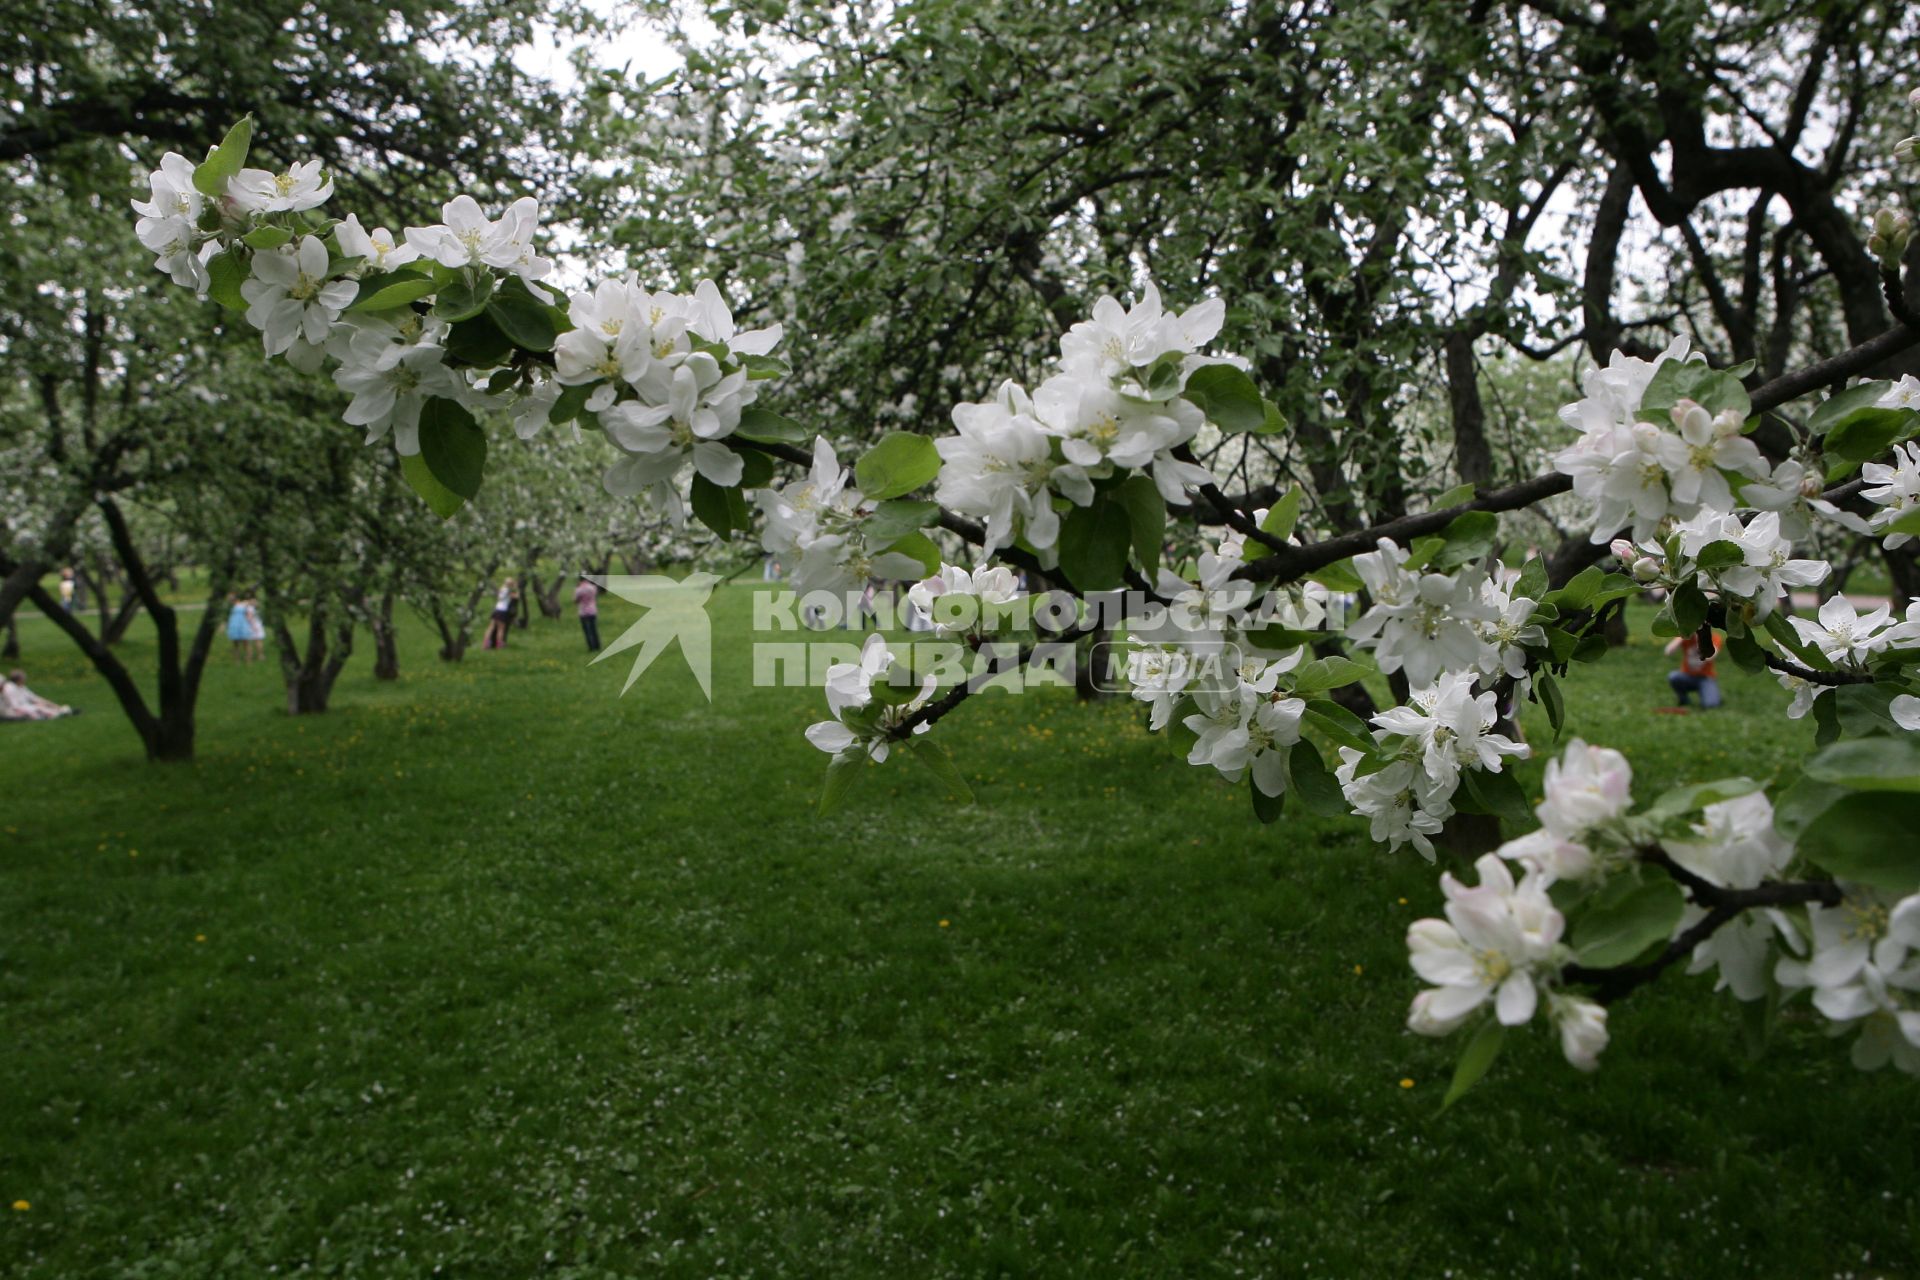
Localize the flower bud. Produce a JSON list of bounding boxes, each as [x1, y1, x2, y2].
[[1631, 557, 1661, 583], [1910, 87, 1920, 110], [1799, 469, 1824, 499], [1609, 538, 1636, 563], [1868, 208, 1912, 270], [1897, 136, 1920, 164]]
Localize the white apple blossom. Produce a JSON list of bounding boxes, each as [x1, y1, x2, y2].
[[132, 154, 211, 288], [1548, 992, 1610, 1071], [1877, 375, 1920, 412], [1368, 670, 1528, 795], [333, 339, 466, 454], [239, 236, 357, 357], [601, 359, 752, 511], [1406, 854, 1566, 1033], [1862, 442, 1920, 549], [404, 194, 553, 297], [226, 158, 333, 213], [1057, 279, 1225, 382], [1776, 889, 1920, 1073], [907, 563, 1022, 636], [1664, 398, 1767, 510], [1033, 371, 1196, 471], [1345, 540, 1495, 687], [935, 381, 1092, 552], [805, 634, 936, 763], [1496, 738, 1635, 882], [333, 213, 419, 274], [1788, 595, 1895, 667], [1674, 509, 1827, 617]]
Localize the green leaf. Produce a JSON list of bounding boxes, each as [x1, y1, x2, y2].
[[1181, 363, 1266, 431], [242, 224, 292, 250], [1515, 556, 1548, 602], [486, 288, 563, 352], [1253, 485, 1304, 553], [1671, 583, 1709, 636], [819, 753, 864, 816], [1431, 510, 1499, 571], [1639, 358, 1750, 424], [416, 398, 487, 502], [1805, 737, 1920, 792], [205, 251, 248, 312], [855, 432, 941, 499], [1825, 408, 1916, 465], [1542, 564, 1604, 611], [1462, 767, 1532, 828], [550, 382, 591, 425], [1251, 779, 1286, 824], [1290, 656, 1369, 695], [1724, 627, 1768, 673], [433, 269, 495, 324], [444, 311, 514, 369], [1433, 482, 1477, 510], [1572, 877, 1685, 968], [1440, 1021, 1506, 1112], [1695, 539, 1747, 573], [1535, 671, 1564, 738], [1643, 776, 1760, 822], [348, 269, 438, 313], [1285, 740, 1348, 817], [1255, 399, 1289, 435], [905, 739, 973, 804], [1303, 698, 1373, 753], [1772, 773, 1849, 842], [1797, 792, 1920, 893], [1889, 508, 1920, 538], [1114, 474, 1167, 577], [879, 530, 942, 577], [738, 352, 790, 381], [863, 499, 939, 543], [1808, 381, 1893, 433], [1310, 559, 1364, 593], [735, 406, 810, 445], [689, 473, 750, 540], [399, 451, 466, 519], [192, 116, 254, 196], [1056, 498, 1133, 591]]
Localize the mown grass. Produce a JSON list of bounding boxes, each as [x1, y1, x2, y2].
[[2, 587, 1915, 1277]]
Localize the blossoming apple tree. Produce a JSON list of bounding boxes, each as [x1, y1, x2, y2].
[[131, 103, 1920, 1098]]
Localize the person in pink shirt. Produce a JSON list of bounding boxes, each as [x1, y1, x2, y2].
[[574, 575, 601, 652]]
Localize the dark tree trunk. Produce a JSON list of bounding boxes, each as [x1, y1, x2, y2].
[[1073, 628, 1111, 701], [370, 590, 400, 681], [533, 573, 566, 620], [102, 587, 144, 645], [2, 616, 16, 659], [275, 608, 354, 715]]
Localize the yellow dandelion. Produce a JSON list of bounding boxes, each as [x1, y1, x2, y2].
[[1399, 1078, 1415, 1090], [195, 934, 207, 943], [939, 919, 950, 928], [11, 1200, 27, 1211], [1352, 964, 1363, 976]]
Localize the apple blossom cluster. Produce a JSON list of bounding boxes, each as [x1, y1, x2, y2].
[[1346, 538, 1545, 689], [1407, 738, 1920, 1075], [905, 563, 1024, 638], [1552, 338, 1775, 542], [1609, 509, 1828, 622], [132, 141, 786, 525], [1336, 672, 1529, 860], [804, 634, 936, 762], [934, 283, 1236, 558], [754, 438, 932, 595]]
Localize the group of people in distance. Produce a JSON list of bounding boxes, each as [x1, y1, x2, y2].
[[481, 575, 603, 653], [226, 594, 266, 662]]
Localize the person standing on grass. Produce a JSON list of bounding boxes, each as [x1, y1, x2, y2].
[[245, 595, 265, 663], [58, 567, 75, 612], [1665, 630, 1724, 709], [226, 593, 253, 663], [484, 577, 518, 650], [574, 574, 602, 652]]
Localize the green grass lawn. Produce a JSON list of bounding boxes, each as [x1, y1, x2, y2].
[[2, 589, 1915, 1277]]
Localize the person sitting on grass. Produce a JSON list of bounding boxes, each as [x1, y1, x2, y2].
[[1, 669, 76, 720], [1664, 630, 1724, 710]]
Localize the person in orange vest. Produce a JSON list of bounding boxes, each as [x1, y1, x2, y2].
[[1664, 630, 1724, 709]]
